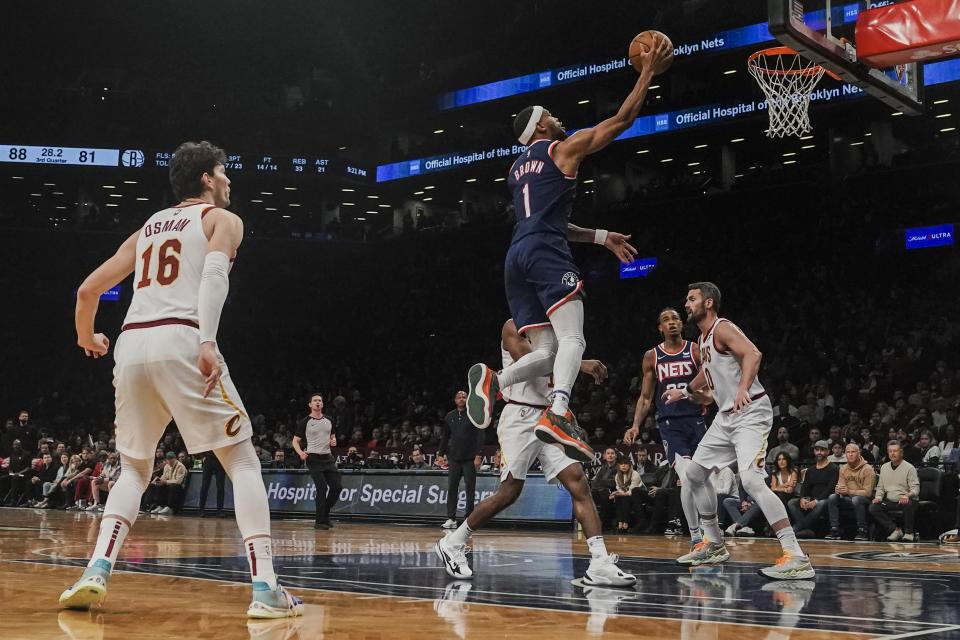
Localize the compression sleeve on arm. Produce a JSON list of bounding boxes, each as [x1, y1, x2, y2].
[[198, 251, 230, 344]]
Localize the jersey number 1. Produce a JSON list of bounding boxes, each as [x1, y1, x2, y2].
[[522, 183, 531, 218], [136, 239, 182, 288]]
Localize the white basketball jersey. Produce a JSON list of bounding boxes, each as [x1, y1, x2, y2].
[[500, 343, 551, 406], [698, 318, 765, 413], [123, 203, 214, 326]]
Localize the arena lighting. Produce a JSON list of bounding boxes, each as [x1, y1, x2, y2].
[[465, 178, 477, 182], [123, 180, 137, 184], [42, 182, 55, 186], [802, 144, 816, 149], [730, 138, 745, 143], [891, 111, 904, 116], [367, 195, 379, 199], [136, 197, 148, 201], [942, 127, 957, 132], [694, 144, 708, 149], [723, 69, 737, 75], [356, 217, 366, 221], [29, 193, 41, 197], [284, 187, 297, 191], [102, 185, 115, 189], [660, 158, 674, 163], [250, 199, 263, 203], [782, 152, 796, 157], [735, 173, 744, 177], [649, 85, 660, 90], [799, 135, 814, 140], [282, 215, 291, 219], [578, 99, 590, 104], [338, 146, 347, 150], [56, 205, 66, 210], [693, 171, 702, 175], [53, 191, 64, 195], [784, 160, 797, 165], [934, 99, 950, 104], [850, 141, 865, 146], [636, 149, 649, 154], [687, 162, 700, 166], [342, 188, 354, 192], [266, 207, 277, 211], [365, 210, 377, 214], [424, 185, 435, 190], [341, 202, 355, 206], [260, 191, 273, 195], [414, 191, 425, 195], [423, 197, 433, 201], [433, 129, 444, 134], [105, 203, 118, 207], [378, 204, 391, 208], [11, 176, 23, 179], [582, 179, 594, 183], [494, 177, 505, 182], [108, 193, 122, 198], [936, 113, 952, 118], [289, 203, 301, 207]]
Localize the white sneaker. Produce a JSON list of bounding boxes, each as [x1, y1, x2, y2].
[[157, 506, 173, 515], [84, 503, 100, 512], [435, 537, 472, 579], [582, 554, 636, 587], [433, 581, 472, 640], [247, 583, 304, 619], [901, 533, 917, 542], [59, 560, 111, 610], [150, 506, 163, 514], [441, 519, 458, 530], [724, 523, 739, 537], [887, 528, 904, 542], [758, 554, 815, 580], [677, 540, 730, 566], [738, 526, 755, 536]]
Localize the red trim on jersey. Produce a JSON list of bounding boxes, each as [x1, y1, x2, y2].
[[122, 318, 199, 332], [712, 318, 731, 355], [547, 140, 578, 179], [200, 205, 217, 219], [517, 321, 551, 336], [721, 391, 767, 413], [546, 280, 584, 316], [659, 339, 686, 356]]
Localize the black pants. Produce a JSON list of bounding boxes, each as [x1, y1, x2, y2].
[[307, 455, 341, 524], [199, 462, 226, 512], [869, 498, 917, 534], [649, 488, 683, 531], [145, 483, 185, 511], [446, 459, 477, 519], [592, 488, 616, 528]]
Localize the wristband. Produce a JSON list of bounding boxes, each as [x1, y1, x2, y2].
[[594, 229, 609, 245], [680, 387, 692, 399]]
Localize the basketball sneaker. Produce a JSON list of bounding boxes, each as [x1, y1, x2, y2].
[[676, 539, 729, 566], [582, 554, 636, 587], [247, 583, 304, 619], [466, 363, 499, 429], [534, 409, 594, 463], [758, 554, 815, 580], [435, 537, 473, 579], [59, 559, 111, 610], [939, 529, 960, 544]]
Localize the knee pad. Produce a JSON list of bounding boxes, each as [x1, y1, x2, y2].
[[684, 461, 711, 486]]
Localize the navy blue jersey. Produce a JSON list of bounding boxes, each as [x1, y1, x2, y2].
[[653, 340, 703, 420], [506, 139, 577, 244]]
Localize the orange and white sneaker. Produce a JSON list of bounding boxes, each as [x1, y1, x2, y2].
[[759, 554, 815, 580], [676, 539, 729, 566], [466, 363, 499, 429], [534, 409, 594, 463]]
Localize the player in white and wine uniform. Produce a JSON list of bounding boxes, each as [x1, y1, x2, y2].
[[663, 282, 814, 580], [437, 319, 634, 587], [60, 141, 303, 618]]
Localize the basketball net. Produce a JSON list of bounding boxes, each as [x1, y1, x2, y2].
[[748, 47, 828, 138]]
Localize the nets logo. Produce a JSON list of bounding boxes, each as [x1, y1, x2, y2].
[[836, 550, 960, 564], [561, 272, 580, 287], [121, 149, 145, 168]]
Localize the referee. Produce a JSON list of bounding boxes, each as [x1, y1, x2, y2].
[[440, 390, 484, 529], [293, 393, 341, 530]]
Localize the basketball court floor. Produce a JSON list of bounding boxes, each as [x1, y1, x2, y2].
[[2, 509, 959, 639]]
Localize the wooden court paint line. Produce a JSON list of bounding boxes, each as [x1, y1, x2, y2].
[[875, 625, 960, 640]]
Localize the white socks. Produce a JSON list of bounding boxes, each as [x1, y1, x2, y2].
[[246, 536, 278, 590], [88, 517, 130, 570], [548, 300, 586, 415], [497, 329, 557, 388], [448, 522, 474, 547], [587, 535, 608, 560], [776, 526, 804, 557]]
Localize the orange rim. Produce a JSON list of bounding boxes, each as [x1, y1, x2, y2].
[[747, 46, 841, 80]]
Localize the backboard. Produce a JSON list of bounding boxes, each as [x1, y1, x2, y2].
[[768, 0, 924, 114]]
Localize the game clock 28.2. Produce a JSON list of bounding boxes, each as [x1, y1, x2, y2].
[[0, 145, 120, 167]]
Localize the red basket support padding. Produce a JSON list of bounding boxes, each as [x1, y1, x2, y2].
[[856, 0, 960, 68]]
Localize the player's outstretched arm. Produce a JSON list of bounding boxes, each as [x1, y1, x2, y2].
[[715, 321, 762, 412], [624, 349, 656, 443], [552, 35, 671, 174], [567, 223, 637, 263], [662, 368, 714, 406], [75, 230, 139, 358], [197, 209, 244, 397]]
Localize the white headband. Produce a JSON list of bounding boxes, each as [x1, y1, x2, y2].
[[518, 106, 544, 145]]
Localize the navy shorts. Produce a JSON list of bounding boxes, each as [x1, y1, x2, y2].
[[658, 416, 708, 463], [504, 235, 583, 334]]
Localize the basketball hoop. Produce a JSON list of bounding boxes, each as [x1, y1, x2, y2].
[[747, 47, 834, 138]]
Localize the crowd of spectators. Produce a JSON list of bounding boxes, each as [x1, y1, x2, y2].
[[2, 153, 959, 537]]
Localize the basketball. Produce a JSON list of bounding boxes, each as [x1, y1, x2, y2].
[[629, 30, 674, 75]]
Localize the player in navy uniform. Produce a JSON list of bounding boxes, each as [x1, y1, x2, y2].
[[465, 34, 673, 463], [625, 308, 708, 546]]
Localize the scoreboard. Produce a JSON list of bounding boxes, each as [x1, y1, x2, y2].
[[1, 144, 369, 180]]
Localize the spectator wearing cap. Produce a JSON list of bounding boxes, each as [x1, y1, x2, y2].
[[870, 440, 920, 542], [145, 451, 187, 515], [788, 440, 839, 538]]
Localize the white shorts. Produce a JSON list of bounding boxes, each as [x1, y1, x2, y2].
[[112, 324, 253, 459], [691, 396, 773, 477], [497, 403, 577, 483]]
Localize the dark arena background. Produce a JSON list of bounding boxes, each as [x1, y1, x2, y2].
[[2, 1, 960, 639]]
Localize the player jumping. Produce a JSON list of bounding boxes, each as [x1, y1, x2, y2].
[[437, 319, 635, 587], [465, 34, 673, 464]]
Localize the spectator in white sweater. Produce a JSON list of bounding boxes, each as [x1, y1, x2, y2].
[[869, 441, 921, 542]]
